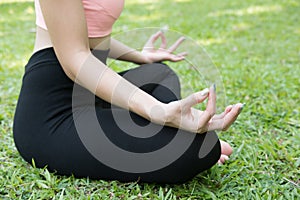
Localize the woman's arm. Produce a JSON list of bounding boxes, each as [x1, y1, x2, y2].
[[39, 0, 162, 120]]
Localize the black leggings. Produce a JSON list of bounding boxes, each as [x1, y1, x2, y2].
[[13, 48, 220, 183]]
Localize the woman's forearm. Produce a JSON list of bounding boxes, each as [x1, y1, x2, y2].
[[109, 38, 150, 64], [73, 51, 164, 121]]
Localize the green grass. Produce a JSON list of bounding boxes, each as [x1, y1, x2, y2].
[[0, 0, 299, 199]]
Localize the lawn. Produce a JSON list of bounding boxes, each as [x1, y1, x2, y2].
[[0, 0, 299, 199]]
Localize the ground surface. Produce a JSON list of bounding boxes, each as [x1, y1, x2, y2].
[[0, 0, 299, 199]]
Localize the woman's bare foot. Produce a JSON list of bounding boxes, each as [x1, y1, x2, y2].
[[218, 140, 233, 164]]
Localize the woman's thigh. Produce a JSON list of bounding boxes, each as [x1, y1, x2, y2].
[[119, 62, 181, 102], [48, 105, 221, 183]]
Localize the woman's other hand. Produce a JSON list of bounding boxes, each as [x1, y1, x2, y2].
[[142, 31, 187, 63]]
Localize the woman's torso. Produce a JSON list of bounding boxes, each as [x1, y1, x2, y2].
[[34, 0, 124, 52]]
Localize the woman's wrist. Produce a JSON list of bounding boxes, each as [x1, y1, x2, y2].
[[141, 53, 152, 64], [130, 51, 153, 65], [147, 103, 169, 125], [109, 39, 153, 65], [132, 51, 151, 65], [128, 89, 167, 124]]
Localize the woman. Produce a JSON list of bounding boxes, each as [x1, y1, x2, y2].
[[13, 0, 243, 183]]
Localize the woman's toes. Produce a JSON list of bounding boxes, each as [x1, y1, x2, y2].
[[218, 140, 233, 165], [218, 154, 229, 164], [220, 140, 233, 156]]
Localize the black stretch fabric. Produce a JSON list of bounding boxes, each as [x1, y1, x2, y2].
[[13, 48, 221, 183]]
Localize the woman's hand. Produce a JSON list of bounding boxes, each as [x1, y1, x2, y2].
[[142, 31, 187, 63], [150, 85, 244, 133]]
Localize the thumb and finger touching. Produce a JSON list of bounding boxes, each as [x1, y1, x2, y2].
[[144, 31, 187, 61], [180, 88, 210, 110], [179, 85, 243, 133]]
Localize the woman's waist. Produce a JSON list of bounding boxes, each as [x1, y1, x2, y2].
[[26, 47, 110, 70], [34, 26, 111, 54], [28, 31, 111, 74]]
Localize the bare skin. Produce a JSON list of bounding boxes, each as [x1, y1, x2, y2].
[[219, 141, 233, 164], [37, 0, 242, 165]]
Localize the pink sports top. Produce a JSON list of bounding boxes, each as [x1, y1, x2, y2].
[[35, 0, 124, 37]]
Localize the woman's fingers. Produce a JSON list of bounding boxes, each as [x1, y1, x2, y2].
[[147, 31, 167, 50], [176, 51, 188, 57], [169, 55, 186, 62], [168, 52, 188, 62], [208, 103, 243, 131], [144, 32, 187, 63], [198, 85, 217, 127], [144, 31, 163, 49], [167, 36, 186, 53], [212, 105, 233, 120], [159, 32, 167, 49], [180, 88, 209, 109], [171, 85, 243, 133]]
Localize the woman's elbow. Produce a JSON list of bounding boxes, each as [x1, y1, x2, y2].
[[55, 48, 91, 81]]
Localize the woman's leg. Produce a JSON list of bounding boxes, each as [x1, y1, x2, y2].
[[14, 48, 221, 183]]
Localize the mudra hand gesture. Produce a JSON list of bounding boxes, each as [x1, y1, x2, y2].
[[142, 31, 187, 63], [151, 85, 243, 134]]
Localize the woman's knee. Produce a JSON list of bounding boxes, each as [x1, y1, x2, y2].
[[198, 131, 221, 159], [151, 62, 178, 78], [151, 63, 181, 89]]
